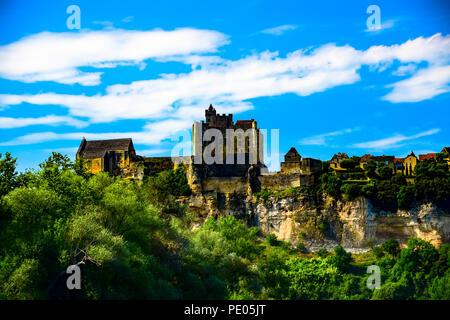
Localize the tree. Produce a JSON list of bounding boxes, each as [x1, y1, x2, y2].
[[341, 183, 362, 201], [325, 175, 342, 199], [382, 238, 400, 257], [364, 160, 378, 179], [429, 270, 450, 300], [286, 257, 341, 299], [330, 245, 353, 272], [378, 165, 393, 180], [397, 185, 414, 210], [0, 152, 18, 197], [265, 234, 279, 246], [340, 159, 358, 170]]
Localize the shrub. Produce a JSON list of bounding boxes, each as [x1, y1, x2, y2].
[[382, 239, 400, 257], [371, 246, 384, 259], [265, 234, 279, 246], [341, 183, 362, 202], [296, 242, 308, 253], [316, 248, 329, 258], [330, 245, 353, 272]]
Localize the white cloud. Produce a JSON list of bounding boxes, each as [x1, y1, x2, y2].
[[0, 28, 229, 85], [2, 33, 448, 127], [365, 19, 395, 33], [383, 65, 450, 102], [351, 128, 441, 149], [0, 115, 88, 128], [260, 24, 298, 36], [392, 63, 417, 76], [92, 21, 114, 29], [300, 128, 356, 146], [0, 33, 449, 147], [122, 16, 134, 23], [43, 147, 79, 155], [139, 148, 171, 156]]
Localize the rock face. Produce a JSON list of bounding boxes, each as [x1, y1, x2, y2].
[[186, 191, 450, 252]]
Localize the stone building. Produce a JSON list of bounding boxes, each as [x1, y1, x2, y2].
[[192, 104, 264, 166], [76, 137, 142, 178], [359, 154, 395, 170], [403, 151, 418, 176], [280, 147, 302, 173], [280, 147, 321, 175], [329, 152, 349, 170], [394, 157, 405, 174]]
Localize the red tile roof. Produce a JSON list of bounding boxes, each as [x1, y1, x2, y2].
[[394, 158, 404, 164], [235, 120, 254, 124], [360, 154, 373, 162], [418, 153, 436, 161]]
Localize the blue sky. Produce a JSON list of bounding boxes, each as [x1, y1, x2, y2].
[[0, 0, 449, 172]]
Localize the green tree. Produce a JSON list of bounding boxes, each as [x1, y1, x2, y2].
[[0, 152, 18, 197], [330, 245, 353, 272], [382, 238, 400, 257]]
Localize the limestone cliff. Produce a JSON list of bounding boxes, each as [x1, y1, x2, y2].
[[185, 191, 450, 252]]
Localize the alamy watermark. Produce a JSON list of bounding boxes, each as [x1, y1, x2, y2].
[[366, 5, 381, 31], [170, 123, 280, 170], [66, 264, 81, 290], [66, 5, 81, 30], [366, 265, 381, 290]]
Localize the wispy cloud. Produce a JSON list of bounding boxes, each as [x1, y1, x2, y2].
[[260, 24, 298, 36], [383, 65, 450, 102], [0, 33, 449, 147], [351, 128, 441, 149], [392, 63, 417, 76], [300, 128, 356, 146], [92, 20, 114, 29], [0, 28, 229, 85], [365, 19, 395, 33], [0, 115, 88, 129], [43, 147, 79, 155], [139, 148, 171, 156], [122, 16, 134, 23]]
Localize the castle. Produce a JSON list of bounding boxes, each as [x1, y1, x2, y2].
[[76, 104, 450, 193]]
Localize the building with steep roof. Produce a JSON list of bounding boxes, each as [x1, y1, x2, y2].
[[329, 152, 349, 170], [403, 151, 417, 176], [76, 137, 139, 177], [280, 147, 302, 173]]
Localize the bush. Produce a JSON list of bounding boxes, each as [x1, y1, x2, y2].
[[341, 183, 362, 202], [316, 248, 329, 258], [372, 246, 384, 259], [330, 246, 353, 272], [397, 185, 414, 210], [296, 242, 308, 253], [429, 270, 450, 300], [265, 234, 279, 246], [382, 239, 400, 257]]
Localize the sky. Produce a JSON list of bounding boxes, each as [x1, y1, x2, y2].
[[0, 0, 449, 172]]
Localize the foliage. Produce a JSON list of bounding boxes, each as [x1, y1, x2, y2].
[[382, 238, 400, 257], [0, 152, 448, 300], [265, 234, 280, 246]]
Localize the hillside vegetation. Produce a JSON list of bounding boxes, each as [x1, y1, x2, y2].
[[0, 152, 449, 300]]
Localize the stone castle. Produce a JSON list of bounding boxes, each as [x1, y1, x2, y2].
[[76, 104, 449, 196]]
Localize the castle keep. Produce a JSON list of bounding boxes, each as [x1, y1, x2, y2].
[[193, 104, 264, 166], [76, 104, 450, 193]]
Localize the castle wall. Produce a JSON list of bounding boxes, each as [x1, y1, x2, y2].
[[202, 176, 248, 193], [259, 172, 301, 190]]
